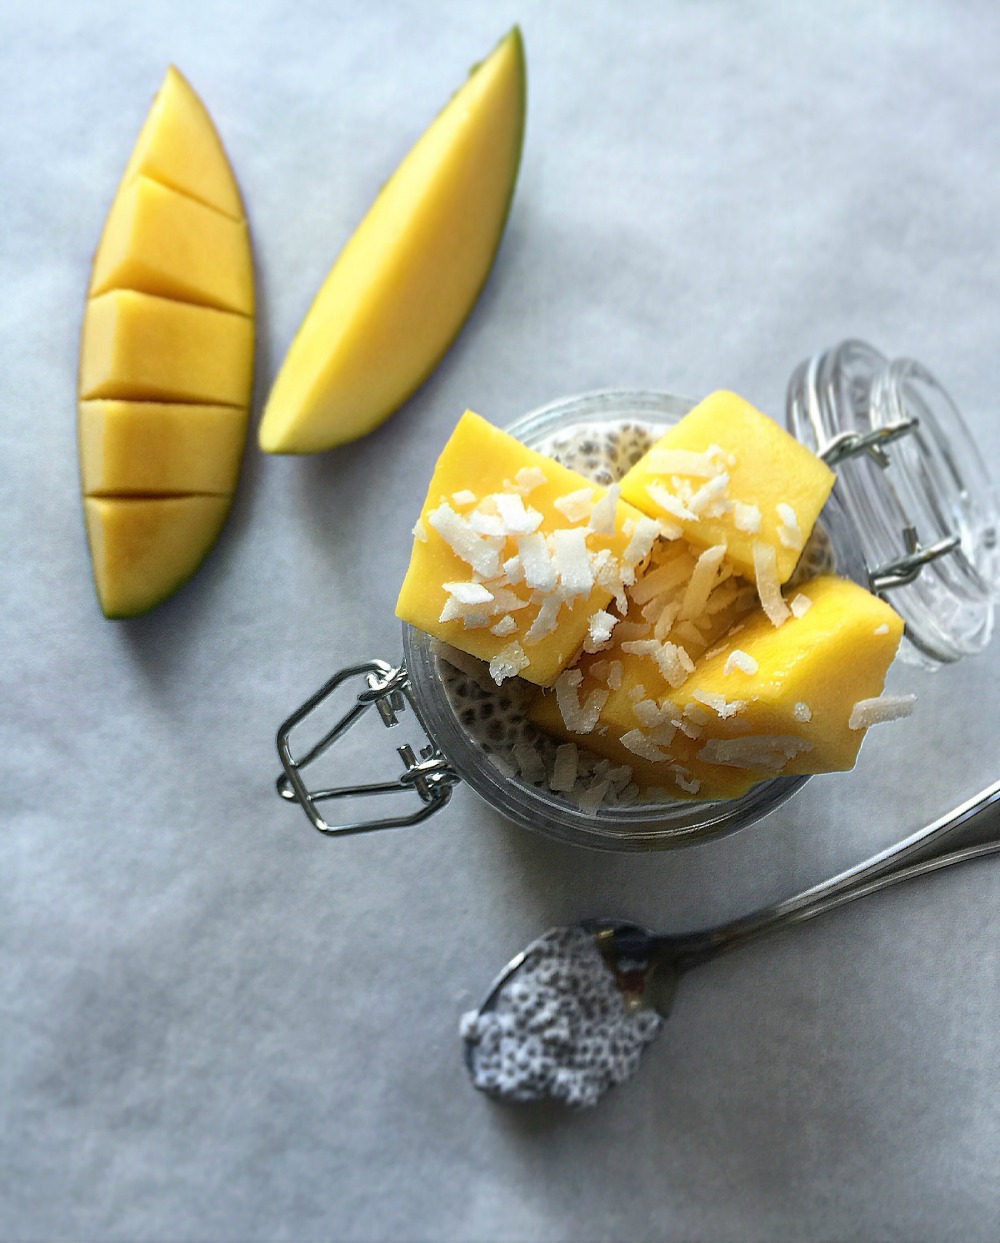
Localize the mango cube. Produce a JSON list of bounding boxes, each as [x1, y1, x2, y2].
[[396, 411, 655, 687], [619, 391, 835, 585], [665, 575, 905, 776]]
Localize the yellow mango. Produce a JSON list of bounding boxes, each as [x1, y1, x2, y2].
[[78, 69, 253, 617], [620, 391, 835, 584], [78, 401, 248, 496], [118, 66, 244, 219], [89, 175, 253, 315], [259, 28, 526, 453], [83, 496, 232, 619], [396, 411, 652, 687], [79, 290, 254, 406], [665, 575, 905, 776]]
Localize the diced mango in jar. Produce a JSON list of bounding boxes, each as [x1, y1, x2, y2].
[[526, 538, 768, 800], [79, 290, 255, 406], [395, 410, 656, 687], [89, 175, 254, 315], [619, 391, 835, 585], [665, 574, 904, 777]]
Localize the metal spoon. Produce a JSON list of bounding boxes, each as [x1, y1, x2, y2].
[[464, 779, 1000, 1097]]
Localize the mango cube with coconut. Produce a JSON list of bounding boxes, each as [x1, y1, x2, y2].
[[620, 391, 835, 586], [666, 574, 906, 777], [529, 564, 906, 799], [396, 411, 658, 687]]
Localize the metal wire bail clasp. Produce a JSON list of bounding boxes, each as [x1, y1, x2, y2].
[[275, 659, 460, 837]]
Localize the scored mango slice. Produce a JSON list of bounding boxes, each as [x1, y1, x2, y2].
[[396, 411, 656, 687], [78, 67, 254, 618], [620, 391, 835, 585]]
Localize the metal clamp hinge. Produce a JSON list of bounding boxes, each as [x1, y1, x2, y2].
[[820, 416, 962, 594], [274, 659, 461, 838]]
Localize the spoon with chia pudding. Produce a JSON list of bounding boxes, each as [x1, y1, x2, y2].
[[462, 779, 1000, 1107]]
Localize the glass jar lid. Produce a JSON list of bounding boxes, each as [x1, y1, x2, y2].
[[786, 339, 998, 664]]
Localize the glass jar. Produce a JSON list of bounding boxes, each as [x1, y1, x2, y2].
[[273, 343, 998, 852]]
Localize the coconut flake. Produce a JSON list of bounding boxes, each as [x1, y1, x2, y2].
[[753, 540, 790, 627], [513, 742, 546, 784], [790, 593, 813, 619], [644, 481, 698, 522], [412, 517, 428, 542], [733, 502, 761, 534], [554, 670, 608, 734], [451, 489, 477, 506], [428, 502, 503, 579], [524, 595, 563, 645], [687, 473, 731, 518], [724, 649, 759, 676], [552, 528, 595, 599], [490, 615, 518, 637], [583, 609, 618, 653], [489, 641, 529, 684], [848, 694, 916, 730], [553, 488, 596, 523], [512, 466, 548, 496], [550, 743, 579, 792], [587, 484, 620, 536], [629, 554, 695, 605], [495, 492, 544, 535], [606, 660, 624, 691], [679, 545, 728, 620], [443, 581, 494, 606], [691, 690, 747, 719], [517, 533, 557, 592], [698, 734, 813, 771], [776, 503, 804, 550], [621, 517, 662, 579], [793, 701, 812, 723], [874, 622, 890, 636], [620, 729, 670, 763]]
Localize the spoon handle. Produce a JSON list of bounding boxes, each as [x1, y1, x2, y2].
[[673, 778, 1000, 967]]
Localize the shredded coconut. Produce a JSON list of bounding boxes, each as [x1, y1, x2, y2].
[[412, 517, 428, 542], [553, 488, 596, 523], [724, 649, 758, 676], [790, 592, 813, 619], [753, 540, 790, 627], [733, 501, 761, 534], [489, 641, 529, 684], [793, 702, 812, 723], [848, 694, 916, 730]]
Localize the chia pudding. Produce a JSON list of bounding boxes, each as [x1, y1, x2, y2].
[[460, 925, 663, 1107]]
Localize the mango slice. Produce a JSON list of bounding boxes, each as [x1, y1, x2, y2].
[[78, 68, 253, 618], [396, 411, 653, 687], [89, 175, 253, 314], [259, 27, 526, 453], [79, 401, 248, 496], [84, 497, 232, 619], [620, 391, 835, 585]]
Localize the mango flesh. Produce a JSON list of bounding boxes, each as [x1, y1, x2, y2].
[[259, 27, 526, 453], [118, 66, 244, 219], [396, 411, 651, 687], [531, 574, 904, 798], [666, 575, 904, 776], [89, 175, 253, 315], [79, 401, 248, 496], [84, 497, 232, 619], [78, 67, 253, 617], [620, 391, 835, 584], [80, 291, 254, 406]]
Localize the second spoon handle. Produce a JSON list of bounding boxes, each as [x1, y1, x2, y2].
[[674, 778, 1000, 967]]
